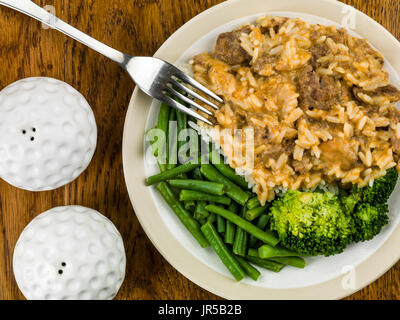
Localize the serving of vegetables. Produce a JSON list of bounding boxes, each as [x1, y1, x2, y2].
[[145, 102, 398, 282]]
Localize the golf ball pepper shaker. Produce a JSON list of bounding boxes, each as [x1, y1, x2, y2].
[[0, 77, 97, 191], [13, 206, 126, 300]]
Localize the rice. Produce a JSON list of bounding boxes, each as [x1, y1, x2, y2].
[[190, 16, 400, 205]]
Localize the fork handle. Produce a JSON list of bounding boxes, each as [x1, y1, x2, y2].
[[0, 0, 130, 65]]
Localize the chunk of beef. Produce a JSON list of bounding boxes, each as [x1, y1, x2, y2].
[[354, 38, 384, 65], [260, 145, 285, 161], [251, 54, 276, 75], [353, 84, 400, 103], [320, 75, 339, 100], [292, 157, 312, 174], [214, 26, 251, 65], [297, 64, 340, 111], [310, 43, 330, 68], [374, 85, 400, 102]]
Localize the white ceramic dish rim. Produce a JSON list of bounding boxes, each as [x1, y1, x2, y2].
[[122, 0, 400, 299]]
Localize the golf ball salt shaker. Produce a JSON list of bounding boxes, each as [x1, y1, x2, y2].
[[0, 77, 97, 191], [13, 206, 126, 300]]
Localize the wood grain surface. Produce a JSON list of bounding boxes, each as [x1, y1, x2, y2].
[[0, 0, 399, 300]]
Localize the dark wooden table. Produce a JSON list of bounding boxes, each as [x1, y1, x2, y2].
[[0, 0, 399, 300]]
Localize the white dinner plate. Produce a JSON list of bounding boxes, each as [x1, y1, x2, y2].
[[122, 0, 400, 299]]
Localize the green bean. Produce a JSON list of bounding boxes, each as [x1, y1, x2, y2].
[[179, 190, 231, 205], [156, 103, 170, 157], [224, 202, 239, 245], [205, 205, 279, 246], [247, 197, 261, 210], [167, 109, 177, 170], [269, 257, 306, 269], [147, 103, 170, 172], [168, 179, 225, 196], [177, 109, 191, 165], [209, 151, 249, 189], [157, 182, 209, 248], [245, 256, 284, 273], [200, 165, 250, 205], [248, 247, 304, 268], [249, 247, 305, 269], [176, 110, 187, 152], [224, 223, 235, 245], [249, 214, 270, 248], [258, 244, 302, 259], [158, 106, 170, 171], [233, 206, 248, 257], [193, 201, 209, 221], [201, 222, 245, 281], [245, 205, 268, 221], [190, 125, 200, 163], [233, 254, 261, 281], [146, 163, 200, 185], [217, 215, 226, 234]]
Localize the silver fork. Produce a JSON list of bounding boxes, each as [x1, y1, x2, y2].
[[0, 0, 222, 125]]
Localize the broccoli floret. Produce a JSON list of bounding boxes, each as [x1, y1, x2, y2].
[[358, 168, 398, 204], [340, 189, 361, 215], [352, 203, 389, 242], [338, 169, 396, 242], [269, 190, 355, 256]]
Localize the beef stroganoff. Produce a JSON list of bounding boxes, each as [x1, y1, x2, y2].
[[192, 16, 400, 205]]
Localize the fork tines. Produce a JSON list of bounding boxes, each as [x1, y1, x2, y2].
[[162, 69, 223, 125]]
